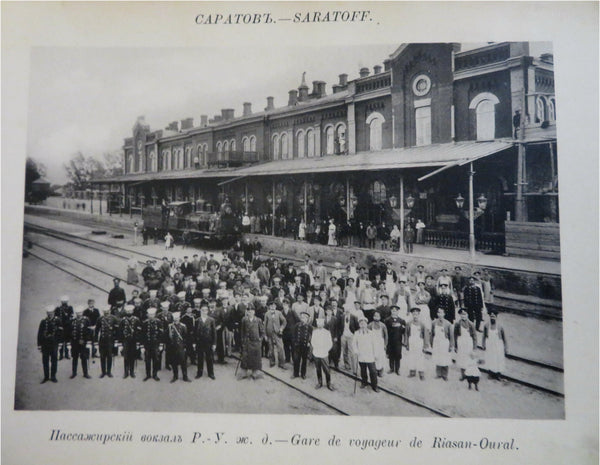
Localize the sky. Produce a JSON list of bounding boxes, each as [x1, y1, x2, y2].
[[27, 42, 552, 184]]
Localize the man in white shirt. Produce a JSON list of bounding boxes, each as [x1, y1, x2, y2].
[[311, 318, 334, 390], [352, 317, 379, 392]]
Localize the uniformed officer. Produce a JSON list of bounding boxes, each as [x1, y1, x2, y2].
[[55, 296, 73, 360], [142, 307, 163, 381], [37, 305, 62, 383], [83, 299, 100, 357], [95, 306, 118, 378], [70, 306, 92, 379], [143, 289, 160, 315], [119, 304, 141, 378], [195, 304, 216, 380], [108, 278, 127, 308], [157, 301, 173, 370], [168, 312, 191, 383], [180, 305, 197, 365], [292, 312, 313, 380]]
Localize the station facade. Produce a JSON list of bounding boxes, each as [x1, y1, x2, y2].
[[94, 42, 558, 259]]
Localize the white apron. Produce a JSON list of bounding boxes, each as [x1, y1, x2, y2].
[[406, 323, 425, 371], [485, 327, 505, 373], [370, 323, 387, 371], [344, 288, 358, 313], [431, 323, 452, 367], [455, 324, 473, 369]]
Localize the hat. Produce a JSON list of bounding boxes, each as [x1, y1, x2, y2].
[[391, 305, 400, 310], [75, 306, 85, 315], [172, 312, 181, 320], [45, 305, 55, 314], [358, 316, 368, 323], [60, 295, 69, 302], [417, 280, 425, 285], [316, 318, 325, 325], [300, 311, 310, 317], [458, 308, 468, 314], [147, 307, 157, 317], [149, 290, 157, 296], [410, 307, 421, 313], [202, 288, 211, 293], [440, 267, 448, 272], [380, 294, 389, 300], [399, 278, 407, 283], [160, 301, 170, 309], [124, 304, 134, 314], [417, 264, 424, 269], [334, 262, 342, 268], [440, 283, 449, 287], [189, 281, 197, 287], [177, 291, 186, 298]]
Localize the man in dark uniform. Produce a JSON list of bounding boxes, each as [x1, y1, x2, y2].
[[55, 296, 73, 360], [292, 312, 313, 380], [385, 305, 406, 375], [434, 282, 456, 324], [168, 312, 192, 382], [181, 256, 194, 278], [157, 301, 173, 370], [210, 299, 227, 365], [108, 278, 126, 308], [462, 275, 485, 331], [376, 294, 392, 321], [119, 304, 141, 378], [143, 289, 160, 314], [141, 260, 154, 284], [180, 306, 196, 365], [83, 299, 100, 357], [195, 304, 216, 379], [70, 306, 92, 379], [142, 307, 163, 381], [280, 298, 299, 364], [95, 306, 118, 378], [37, 305, 62, 383]]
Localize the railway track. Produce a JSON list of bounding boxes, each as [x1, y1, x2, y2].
[[24, 221, 564, 398]]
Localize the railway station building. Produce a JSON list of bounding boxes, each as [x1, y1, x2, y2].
[[94, 42, 558, 260]]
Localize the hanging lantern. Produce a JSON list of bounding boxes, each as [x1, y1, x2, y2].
[[389, 195, 398, 208], [267, 194, 273, 204], [275, 195, 282, 204], [406, 194, 415, 208], [477, 193, 488, 210], [248, 194, 254, 203], [240, 193, 246, 202], [455, 193, 465, 209], [308, 195, 315, 205]]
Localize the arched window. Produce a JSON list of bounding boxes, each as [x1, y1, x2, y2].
[[223, 140, 229, 153], [335, 123, 347, 154], [548, 98, 556, 121], [185, 146, 192, 168], [296, 129, 306, 158], [230, 139, 236, 152], [536, 96, 547, 122], [137, 151, 143, 172], [216, 141, 223, 153], [249, 136, 256, 152], [272, 134, 280, 160], [306, 129, 315, 158], [165, 149, 172, 170], [128, 154, 134, 174], [367, 112, 385, 151], [149, 150, 157, 172], [325, 126, 335, 155], [281, 133, 289, 160], [196, 145, 203, 166], [242, 137, 250, 152], [470, 92, 499, 141], [369, 180, 387, 204], [415, 106, 432, 146], [160, 150, 167, 171]]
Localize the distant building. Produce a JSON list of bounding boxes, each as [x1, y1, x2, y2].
[[94, 42, 558, 259]]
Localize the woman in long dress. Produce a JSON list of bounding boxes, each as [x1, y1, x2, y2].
[[482, 310, 507, 379], [327, 219, 337, 246], [298, 219, 306, 241], [430, 308, 453, 381], [368, 311, 388, 377], [405, 307, 429, 380], [413, 281, 432, 330], [454, 309, 477, 380]]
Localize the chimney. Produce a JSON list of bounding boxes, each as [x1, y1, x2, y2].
[[315, 81, 326, 98], [359, 67, 370, 78], [373, 65, 382, 75], [332, 84, 342, 94], [339, 73, 348, 86], [540, 53, 554, 64], [266, 96, 275, 111], [298, 85, 309, 102], [200, 115, 208, 127], [243, 102, 252, 116], [221, 108, 235, 120], [311, 81, 320, 97], [288, 90, 298, 106], [180, 117, 194, 130], [212, 115, 223, 123], [383, 59, 391, 71], [166, 121, 179, 131]]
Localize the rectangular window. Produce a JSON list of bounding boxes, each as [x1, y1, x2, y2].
[[415, 106, 431, 146]]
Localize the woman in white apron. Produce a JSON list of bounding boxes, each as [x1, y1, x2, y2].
[[430, 308, 453, 381], [482, 310, 507, 379], [454, 309, 477, 380], [405, 307, 428, 380], [384, 270, 396, 296], [343, 278, 358, 313], [368, 311, 388, 376], [413, 281, 432, 330], [394, 282, 410, 321]]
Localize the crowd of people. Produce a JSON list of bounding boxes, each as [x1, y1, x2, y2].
[[38, 242, 507, 395]]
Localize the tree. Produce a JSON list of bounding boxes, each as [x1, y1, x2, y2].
[[63, 152, 103, 191], [102, 151, 123, 178], [25, 157, 47, 195]]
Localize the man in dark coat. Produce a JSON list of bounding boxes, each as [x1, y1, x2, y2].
[[462, 276, 485, 331], [37, 306, 62, 383], [180, 306, 196, 365], [55, 296, 73, 360], [384, 305, 406, 375], [108, 278, 127, 308], [119, 304, 141, 378], [195, 304, 216, 379], [180, 256, 194, 278], [280, 298, 299, 364], [95, 307, 118, 378], [434, 282, 456, 323], [83, 299, 100, 357], [292, 312, 313, 379], [239, 307, 265, 380], [142, 307, 163, 381], [70, 306, 91, 379], [168, 312, 191, 382], [323, 304, 341, 369]]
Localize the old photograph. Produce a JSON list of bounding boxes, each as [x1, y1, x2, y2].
[[16, 40, 565, 418]]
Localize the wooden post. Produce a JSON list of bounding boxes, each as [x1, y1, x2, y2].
[[245, 182, 249, 213], [272, 179, 276, 236], [399, 175, 404, 251], [99, 192, 103, 215], [304, 180, 308, 224], [345, 177, 351, 222], [468, 162, 476, 258]]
